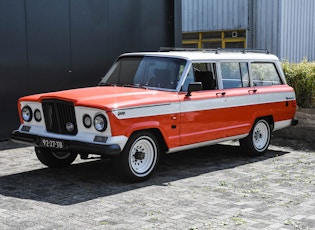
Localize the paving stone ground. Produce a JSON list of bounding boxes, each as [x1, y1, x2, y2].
[[0, 137, 314, 230]]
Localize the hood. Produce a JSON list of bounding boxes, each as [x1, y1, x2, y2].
[[20, 86, 177, 111]]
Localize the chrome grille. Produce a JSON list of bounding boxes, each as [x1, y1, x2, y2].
[[42, 99, 77, 135]]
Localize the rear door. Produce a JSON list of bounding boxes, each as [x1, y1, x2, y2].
[[219, 61, 258, 137]]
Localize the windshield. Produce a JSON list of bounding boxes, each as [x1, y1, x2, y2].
[[99, 56, 187, 90]]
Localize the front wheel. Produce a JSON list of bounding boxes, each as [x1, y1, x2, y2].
[[118, 131, 160, 182], [239, 119, 271, 156], [35, 147, 77, 168]]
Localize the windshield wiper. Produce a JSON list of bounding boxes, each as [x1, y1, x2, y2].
[[122, 84, 148, 89], [98, 83, 117, 86], [99, 83, 148, 89]]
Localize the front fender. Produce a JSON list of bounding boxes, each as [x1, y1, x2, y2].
[[124, 121, 160, 137]]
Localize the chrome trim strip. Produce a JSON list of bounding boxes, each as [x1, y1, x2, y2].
[[166, 134, 248, 154]]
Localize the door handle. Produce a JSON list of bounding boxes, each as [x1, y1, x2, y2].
[[248, 89, 257, 93], [216, 92, 226, 96]]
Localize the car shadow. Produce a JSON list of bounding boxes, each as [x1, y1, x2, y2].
[[271, 135, 315, 152], [0, 140, 28, 151], [0, 144, 289, 206]]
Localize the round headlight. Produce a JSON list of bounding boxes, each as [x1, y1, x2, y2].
[[34, 109, 42, 122], [22, 106, 32, 122], [94, 114, 107, 132], [83, 114, 92, 128]]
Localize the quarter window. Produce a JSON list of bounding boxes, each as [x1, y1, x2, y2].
[[251, 63, 282, 86]]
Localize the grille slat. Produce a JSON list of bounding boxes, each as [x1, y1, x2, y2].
[[42, 100, 77, 135]]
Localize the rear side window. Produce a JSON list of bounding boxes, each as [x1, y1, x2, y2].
[[251, 62, 282, 86], [221, 62, 249, 89]]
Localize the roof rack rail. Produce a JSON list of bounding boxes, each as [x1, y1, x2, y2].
[[159, 47, 270, 54], [217, 48, 270, 54], [159, 47, 217, 52]]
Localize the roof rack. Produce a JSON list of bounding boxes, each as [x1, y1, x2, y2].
[[159, 47, 270, 54], [159, 47, 217, 52]]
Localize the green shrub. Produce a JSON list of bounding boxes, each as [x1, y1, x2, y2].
[[282, 59, 315, 108]]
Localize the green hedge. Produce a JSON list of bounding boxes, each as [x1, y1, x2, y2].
[[282, 60, 315, 108]]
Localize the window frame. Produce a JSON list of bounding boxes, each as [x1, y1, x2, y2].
[[179, 60, 286, 93]]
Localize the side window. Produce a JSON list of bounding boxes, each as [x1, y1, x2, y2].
[[221, 62, 249, 89], [194, 63, 217, 90], [186, 63, 217, 90], [182, 62, 217, 91], [251, 62, 282, 86], [240, 63, 250, 87]]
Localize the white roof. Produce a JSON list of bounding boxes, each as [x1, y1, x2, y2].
[[122, 50, 279, 62]]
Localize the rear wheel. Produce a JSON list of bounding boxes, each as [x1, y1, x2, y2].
[[119, 131, 160, 182], [35, 147, 77, 168], [240, 119, 271, 156]]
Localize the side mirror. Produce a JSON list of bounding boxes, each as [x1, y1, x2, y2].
[[186, 82, 202, 97]]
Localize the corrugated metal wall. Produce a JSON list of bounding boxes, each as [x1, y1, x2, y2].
[[182, 0, 315, 62], [250, 0, 280, 56], [182, 0, 249, 32], [279, 0, 315, 62], [251, 0, 315, 62]]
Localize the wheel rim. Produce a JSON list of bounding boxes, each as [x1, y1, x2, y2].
[[129, 136, 157, 177], [252, 121, 270, 151], [52, 151, 72, 160]]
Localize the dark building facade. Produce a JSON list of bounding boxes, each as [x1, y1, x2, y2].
[[0, 0, 182, 139]]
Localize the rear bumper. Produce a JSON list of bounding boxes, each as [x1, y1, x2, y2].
[[11, 130, 121, 157]]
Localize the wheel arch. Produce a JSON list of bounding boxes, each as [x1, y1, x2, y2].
[[123, 121, 169, 152], [128, 128, 168, 154], [255, 115, 274, 131]]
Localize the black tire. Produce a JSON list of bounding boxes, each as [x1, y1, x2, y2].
[[239, 119, 271, 156], [119, 131, 160, 182], [35, 147, 77, 168]]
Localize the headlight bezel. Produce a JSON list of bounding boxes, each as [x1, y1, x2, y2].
[[21, 106, 33, 122], [83, 114, 92, 128], [34, 109, 42, 122], [93, 114, 107, 132]]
